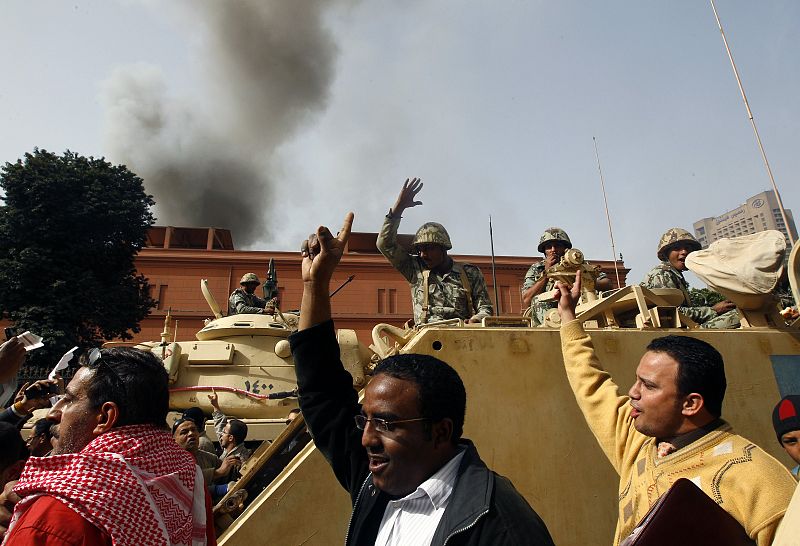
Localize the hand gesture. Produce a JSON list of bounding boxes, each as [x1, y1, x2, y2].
[[391, 178, 423, 215], [208, 388, 220, 410], [16, 379, 58, 414], [301, 212, 354, 286], [555, 270, 582, 323]]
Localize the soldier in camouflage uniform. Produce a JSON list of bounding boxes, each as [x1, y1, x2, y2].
[[377, 178, 493, 325], [522, 228, 611, 325], [228, 273, 277, 315], [640, 228, 739, 328]]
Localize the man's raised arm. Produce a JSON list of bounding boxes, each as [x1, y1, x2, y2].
[[556, 272, 638, 473], [298, 212, 354, 330], [291, 213, 367, 497]]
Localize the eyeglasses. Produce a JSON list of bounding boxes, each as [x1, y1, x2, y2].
[[354, 415, 429, 434]]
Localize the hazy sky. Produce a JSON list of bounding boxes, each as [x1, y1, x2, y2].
[[1, 1, 798, 283]]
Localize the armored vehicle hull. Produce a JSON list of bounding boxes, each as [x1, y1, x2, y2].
[[217, 322, 800, 545]]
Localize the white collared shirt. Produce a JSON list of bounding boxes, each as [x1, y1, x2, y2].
[[374, 447, 466, 546]]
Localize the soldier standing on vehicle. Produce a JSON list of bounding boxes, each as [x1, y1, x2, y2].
[[228, 273, 277, 316], [522, 228, 611, 325], [377, 178, 493, 325], [641, 228, 738, 328]]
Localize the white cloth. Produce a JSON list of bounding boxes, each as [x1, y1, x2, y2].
[[375, 447, 466, 546], [686, 230, 786, 309]]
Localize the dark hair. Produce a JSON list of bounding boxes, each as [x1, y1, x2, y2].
[[0, 422, 28, 472], [182, 407, 206, 430], [646, 336, 726, 417], [82, 347, 170, 428], [172, 417, 195, 435], [228, 419, 247, 444], [373, 353, 466, 444]]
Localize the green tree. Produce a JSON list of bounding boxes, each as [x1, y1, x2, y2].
[[0, 149, 156, 373], [689, 287, 725, 307]]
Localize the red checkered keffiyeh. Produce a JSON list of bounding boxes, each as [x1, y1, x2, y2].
[[7, 424, 208, 546]]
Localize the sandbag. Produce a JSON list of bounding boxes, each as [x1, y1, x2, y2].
[[685, 230, 786, 310]]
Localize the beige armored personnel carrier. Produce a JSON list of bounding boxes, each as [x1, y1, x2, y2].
[[140, 235, 800, 546]]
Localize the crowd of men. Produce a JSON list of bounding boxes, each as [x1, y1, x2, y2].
[[0, 177, 798, 545]]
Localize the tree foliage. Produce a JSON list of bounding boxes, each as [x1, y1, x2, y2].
[[688, 287, 725, 307], [0, 149, 156, 371]]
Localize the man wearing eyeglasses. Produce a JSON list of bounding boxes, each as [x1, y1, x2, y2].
[[289, 212, 554, 546]]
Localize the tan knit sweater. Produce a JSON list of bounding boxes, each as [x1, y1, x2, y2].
[[560, 319, 796, 546]]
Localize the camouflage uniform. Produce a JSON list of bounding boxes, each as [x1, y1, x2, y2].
[[522, 261, 608, 326], [228, 289, 268, 315], [377, 215, 493, 325], [640, 262, 740, 328]]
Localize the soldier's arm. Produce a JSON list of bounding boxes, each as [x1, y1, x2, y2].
[[642, 268, 717, 324], [466, 265, 493, 322], [678, 305, 717, 324], [232, 293, 268, 314], [376, 212, 417, 283], [521, 264, 548, 308]]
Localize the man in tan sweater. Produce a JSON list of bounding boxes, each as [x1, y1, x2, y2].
[[555, 272, 796, 546]]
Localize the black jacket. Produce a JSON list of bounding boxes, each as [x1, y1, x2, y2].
[[290, 320, 555, 546]]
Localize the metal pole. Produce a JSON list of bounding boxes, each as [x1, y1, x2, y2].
[[330, 275, 355, 298], [709, 0, 795, 245], [593, 137, 622, 288], [489, 216, 501, 314]]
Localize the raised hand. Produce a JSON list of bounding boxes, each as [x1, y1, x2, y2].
[[301, 212, 354, 286], [555, 270, 582, 323], [208, 388, 220, 410], [391, 178, 423, 215]]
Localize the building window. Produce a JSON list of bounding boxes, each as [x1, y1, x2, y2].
[[157, 285, 168, 310], [377, 288, 397, 314]]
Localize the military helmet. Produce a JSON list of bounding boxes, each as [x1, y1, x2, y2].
[[412, 222, 452, 251], [240, 273, 261, 286], [537, 228, 572, 253], [656, 228, 701, 260]]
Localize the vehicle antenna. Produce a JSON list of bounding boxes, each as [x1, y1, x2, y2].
[[330, 274, 355, 298], [593, 137, 622, 288], [709, 0, 795, 245], [489, 215, 501, 314]]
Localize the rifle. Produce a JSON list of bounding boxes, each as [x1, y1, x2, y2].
[[263, 258, 279, 301]]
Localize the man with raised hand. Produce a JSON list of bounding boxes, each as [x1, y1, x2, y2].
[[556, 271, 795, 546], [377, 178, 493, 325], [290, 212, 554, 546]]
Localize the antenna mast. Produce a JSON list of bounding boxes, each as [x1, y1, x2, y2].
[[489, 216, 501, 314], [593, 137, 622, 288], [709, 0, 795, 245]]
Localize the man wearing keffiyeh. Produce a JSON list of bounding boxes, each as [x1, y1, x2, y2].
[[2, 347, 215, 546]]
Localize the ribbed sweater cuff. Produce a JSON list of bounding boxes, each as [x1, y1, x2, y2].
[[560, 319, 587, 343]]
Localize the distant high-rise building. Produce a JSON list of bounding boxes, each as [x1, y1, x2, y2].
[[693, 190, 797, 248]]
